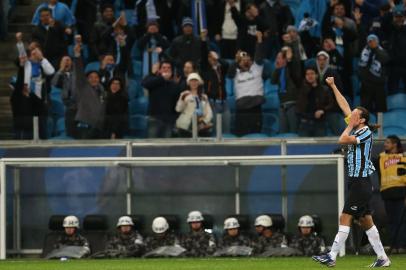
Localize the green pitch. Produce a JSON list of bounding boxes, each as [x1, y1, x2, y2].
[[0, 256, 405, 270]]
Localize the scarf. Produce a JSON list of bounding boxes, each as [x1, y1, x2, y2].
[[194, 95, 204, 117], [359, 47, 383, 78], [191, 0, 207, 36], [142, 37, 159, 77]]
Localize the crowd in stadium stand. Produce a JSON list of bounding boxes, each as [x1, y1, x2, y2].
[[45, 212, 326, 258], [8, 0, 406, 139]]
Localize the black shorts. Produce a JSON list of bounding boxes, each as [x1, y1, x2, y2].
[[342, 176, 373, 218]]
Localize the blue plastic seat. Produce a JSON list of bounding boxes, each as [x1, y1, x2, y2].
[[262, 112, 279, 134], [129, 97, 148, 115], [383, 111, 406, 129], [222, 133, 238, 139], [128, 79, 144, 100], [262, 93, 280, 112], [225, 78, 234, 97], [132, 60, 143, 78], [264, 79, 278, 95], [129, 114, 148, 138], [383, 126, 406, 136], [387, 93, 406, 110]]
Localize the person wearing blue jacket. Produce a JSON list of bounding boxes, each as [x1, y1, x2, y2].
[[32, 0, 76, 28]]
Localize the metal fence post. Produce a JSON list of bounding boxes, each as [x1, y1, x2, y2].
[[33, 117, 39, 141], [192, 113, 198, 141], [216, 114, 223, 142]]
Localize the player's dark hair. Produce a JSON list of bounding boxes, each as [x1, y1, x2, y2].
[[39, 7, 52, 15], [387, 135, 403, 153], [356, 106, 380, 132]]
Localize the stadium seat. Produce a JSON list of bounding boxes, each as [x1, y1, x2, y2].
[[202, 214, 214, 230], [129, 97, 148, 115], [264, 79, 278, 95], [262, 93, 280, 112], [267, 214, 285, 233], [157, 215, 180, 233], [222, 133, 238, 139], [82, 215, 109, 255], [383, 126, 406, 136], [128, 115, 148, 138], [225, 78, 234, 97], [128, 79, 144, 100], [132, 60, 143, 78], [128, 215, 145, 234], [387, 93, 406, 111], [228, 214, 250, 232], [241, 133, 270, 139], [311, 214, 323, 235], [262, 112, 279, 135], [42, 215, 66, 257], [383, 111, 406, 129]]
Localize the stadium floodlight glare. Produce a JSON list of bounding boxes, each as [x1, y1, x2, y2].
[[0, 155, 345, 259]]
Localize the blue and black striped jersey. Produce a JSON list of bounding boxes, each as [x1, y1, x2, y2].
[[347, 126, 375, 177]]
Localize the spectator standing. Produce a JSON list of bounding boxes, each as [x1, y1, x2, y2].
[[175, 73, 213, 137], [176, 61, 197, 94], [200, 29, 230, 133], [358, 34, 389, 113], [98, 37, 131, 90], [137, 21, 170, 78], [141, 61, 180, 138], [259, 0, 295, 58], [89, 4, 129, 61], [271, 46, 301, 134], [227, 31, 266, 136], [214, 0, 242, 59], [315, 51, 345, 135], [375, 135, 406, 253], [51, 56, 77, 137], [296, 67, 335, 137], [232, 3, 267, 57], [384, 8, 406, 94], [11, 45, 53, 140], [32, 7, 69, 68], [72, 41, 106, 139], [167, 17, 203, 71], [32, 0, 76, 28], [104, 78, 128, 139], [322, 1, 358, 100]]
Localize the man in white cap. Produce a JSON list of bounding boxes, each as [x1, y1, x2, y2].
[[144, 216, 180, 253], [252, 214, 287, 254], [290, 215, 325, 256], [105, 216, 144, 257], [218, 217, 251, 248], [54, 215, 90, 255], [181, 211, 216, 257]]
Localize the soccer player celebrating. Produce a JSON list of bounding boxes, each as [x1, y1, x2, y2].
[[312, 77, 390, 267]]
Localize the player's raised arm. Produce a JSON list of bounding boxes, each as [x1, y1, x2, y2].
[[325, 77, 351, 117]]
